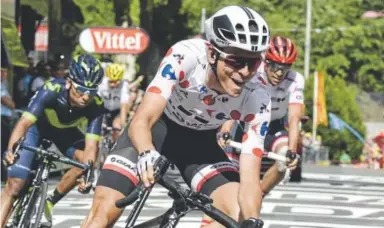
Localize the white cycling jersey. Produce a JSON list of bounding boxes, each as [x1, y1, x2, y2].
[[146, 38, 271, 157], [254, 62, 305, 121], [97, 77, 130, 111]]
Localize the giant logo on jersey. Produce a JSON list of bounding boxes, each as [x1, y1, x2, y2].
[[161, 64, 177, 80]]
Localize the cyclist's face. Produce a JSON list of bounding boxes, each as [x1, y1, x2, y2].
[[66, 80, 97, 107], [264, 59, 292, 86], [213, 46, 262, 97], [108, 79, 120, 88]]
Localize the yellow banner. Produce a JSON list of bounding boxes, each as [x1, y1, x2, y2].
[[316, 72, 328, 126]]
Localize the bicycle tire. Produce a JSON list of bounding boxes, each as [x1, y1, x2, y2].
[[7, 195, 26, 228], [17, 185, 41, 228], [32, 182, 48, 228]]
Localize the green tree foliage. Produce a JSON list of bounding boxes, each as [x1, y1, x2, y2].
[[72, 0, 115, 56], [21, 0, 48, 17], [1, 17, 28, 67], [178, 0, 384, 92], [303, 75, 366, 159]]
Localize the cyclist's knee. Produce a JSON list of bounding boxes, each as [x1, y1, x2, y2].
[[4, 178, 27, 198], [210, 182, 240, 219], [85, 186, 124, 227]]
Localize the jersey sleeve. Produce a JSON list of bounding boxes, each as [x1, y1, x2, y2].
[[120, 80, 130, 104], [23, 82, 59, 123], [288, 72, 305, 104], [146, 41, 197, 100], [241, 87, 271, 158]]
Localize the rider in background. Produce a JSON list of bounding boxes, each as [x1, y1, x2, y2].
[[0, 54, 105, 227], [219, 36, 304, 196], [97, 63, 130, 141]]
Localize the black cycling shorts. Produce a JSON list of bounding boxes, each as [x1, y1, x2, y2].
[[104, 109, 120, 127], [97, 114, 239, 197]]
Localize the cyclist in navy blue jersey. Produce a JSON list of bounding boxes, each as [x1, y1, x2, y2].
[[1, 54, 106, 227]]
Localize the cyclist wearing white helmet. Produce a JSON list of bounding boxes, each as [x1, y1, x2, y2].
[[82, 6, 270, 228]]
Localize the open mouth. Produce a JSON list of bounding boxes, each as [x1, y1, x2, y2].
[[231, 77, 245, 87]]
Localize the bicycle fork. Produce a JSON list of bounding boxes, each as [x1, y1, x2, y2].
[[17, 159, 51, 228]]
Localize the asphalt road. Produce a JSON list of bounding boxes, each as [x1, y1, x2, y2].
[[37, 165, 384, 228]]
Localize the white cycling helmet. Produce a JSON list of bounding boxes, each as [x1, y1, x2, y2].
[[205, 6, 270, 53]]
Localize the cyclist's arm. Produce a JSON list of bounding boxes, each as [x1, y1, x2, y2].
[[129, 93, 166, 153], [129, 42, 195, 154], [239, 90, 271, 219], [1, 96, 15, 109], [7, 88, 56, 151], [83, 113, 104, 164], [288, 73, 305, 152], [120, 80, 130, 126], [1, 86, 15, 109]]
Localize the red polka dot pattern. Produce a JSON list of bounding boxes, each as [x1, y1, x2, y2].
[[230, 110, 241, 120], [252, 148, 263, 158], [147, 86, 162, 94], [244, 114, 255, 122]]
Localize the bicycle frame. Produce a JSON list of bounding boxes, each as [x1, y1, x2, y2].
[[6, 139, 93, 228], [117, 156, 241, 228]]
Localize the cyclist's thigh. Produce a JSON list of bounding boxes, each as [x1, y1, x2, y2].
[[162, 119, 239, 196], [105, 110, 120, 127], [7, 125, 40, 180], [262, 119, 288, 174], [264, 118, 288, 153], [97, 117, 168, 196]]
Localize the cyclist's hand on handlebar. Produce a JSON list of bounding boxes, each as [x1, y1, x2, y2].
[[216, 132, 231, 149], [3, 150, 19, 167], [136, 150, 161, 188], [77, 177, 92, 194], [286, 150, 300, 171], [77, 160, 94, 194], [240, 217, 264, 228]]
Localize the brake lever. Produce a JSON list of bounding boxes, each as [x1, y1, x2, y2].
[[80, 160, 94, 194]]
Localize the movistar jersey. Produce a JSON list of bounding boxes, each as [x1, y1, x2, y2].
[[23, 79, 105, 141]]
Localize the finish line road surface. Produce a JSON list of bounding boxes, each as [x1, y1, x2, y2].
[[8, 165, 384, 228]]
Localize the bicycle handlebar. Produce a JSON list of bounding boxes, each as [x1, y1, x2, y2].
[[228, 141, 287, 162], [160, 174, 240, 228], [4, 138, 94, 190]]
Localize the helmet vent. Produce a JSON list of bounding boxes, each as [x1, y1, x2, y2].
[[262, 35, 268, 46], [238, 34, 247, 44], [219, 28, 236, 41], [248, 20, 259, 32], [250, 35, 259, 45], [263, 25, 268, 33], [235, 24, 244, 32]]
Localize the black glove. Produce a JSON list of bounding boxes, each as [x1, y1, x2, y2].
[[286, 150, 301, 161], [240, 217, 264, 228]]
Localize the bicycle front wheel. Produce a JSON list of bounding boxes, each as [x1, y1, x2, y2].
[[17, 183, 45, 228], [32, 182, 49, 228]]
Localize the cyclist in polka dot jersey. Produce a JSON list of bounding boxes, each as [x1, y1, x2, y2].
[[82, 6, 271, 228]]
